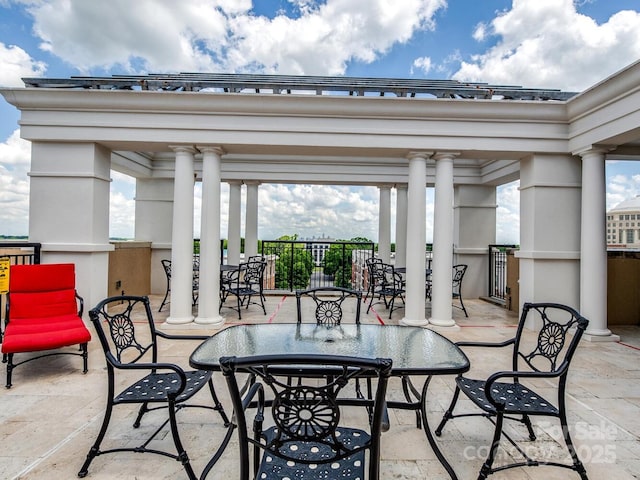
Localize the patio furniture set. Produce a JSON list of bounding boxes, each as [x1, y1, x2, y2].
[[0, 262, 590, 480]]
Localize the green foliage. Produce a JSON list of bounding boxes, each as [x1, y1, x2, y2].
[[271, 239, 313, 289], [322, 238, 372, 287], [333, 265, 352, 288]]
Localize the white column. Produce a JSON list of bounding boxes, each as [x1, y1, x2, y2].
[[378, 185, 392, 263], [227, 180, 242, 265], [245, 181, 260, 258], [578, 148, 619, 341], [395, 184, 408, 269], [401, 152, 430, 326], [135, 178, 174, 295], [430, 152, 458, 328], [167, 146, 196, 324], [453, 185, 497, 299], [518, 154, 581, 324], [195, 146, 225, 326], [29, 142, 112, 310]]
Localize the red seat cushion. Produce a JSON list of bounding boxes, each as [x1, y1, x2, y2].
[[2, 263, 92, 354], [2, 314, 91, 353]]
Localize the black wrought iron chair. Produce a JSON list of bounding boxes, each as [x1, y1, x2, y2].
[[245, 255, 267, 302], [79, 295, 231, 479], [452, 263, 468, 317], [158, 259, 199, 312], [364, 257, 383, 302], [367, 263, 405, 318], [365, 260, 387, 314], [295, 286, 362, 325], [434, 302, 589, 480], [220, 259, 266, 319], [295, 286, 371, 403], [191, 255, 200, 306], [220, 353, 392, 480], [425, 263, 468, 316]]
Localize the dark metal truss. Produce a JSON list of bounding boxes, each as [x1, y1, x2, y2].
[[21, 72, 577, 101]]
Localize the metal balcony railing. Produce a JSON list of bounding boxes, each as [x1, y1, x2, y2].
[[488, 244, 518, 303]]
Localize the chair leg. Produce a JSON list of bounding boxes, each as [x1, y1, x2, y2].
[[81, 343, 89, 373], [159, 288, 170, 312], [133, 402, 150, 428], [460, 296, 468, 317], [5, 353, 14, 388], [208, 378, 231, 426], [561, 411, 589, 479], [522, 413, 536, 440], [401, 375, 421, 429], [366, 293, 375, 313], [478, 412, 504, 480], [435, 385, 461, 436], [167, 400, 198, 480], [78, 401, 115, 477]]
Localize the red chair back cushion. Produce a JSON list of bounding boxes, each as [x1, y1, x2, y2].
[[9, 263, 78, 319]]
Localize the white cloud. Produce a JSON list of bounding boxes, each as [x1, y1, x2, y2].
[[257, 184, 379, 241], [0, 42, 47, 87], [109, 171, 135, 238], [411, 56, 432, 75], [0, 129, 31, 235], [606, 169, 640, 211], [452, 0, 640, 91], [21, 0, 447, 75], [496, 180, 520, 244], [472, 22, 488, 42]]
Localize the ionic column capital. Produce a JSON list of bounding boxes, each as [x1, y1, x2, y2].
[[407, 151, 433, 161], [573, 145, 613, 158], [169, 145, 197, 154], [432, 151, 460, 161], [197, 145, 225, 156]]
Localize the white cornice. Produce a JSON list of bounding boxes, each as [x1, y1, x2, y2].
[[1, 87, 568, 122]]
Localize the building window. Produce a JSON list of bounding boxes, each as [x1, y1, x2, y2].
[[627, 230, 634, 244]]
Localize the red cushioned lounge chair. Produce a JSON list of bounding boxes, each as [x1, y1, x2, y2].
[[1, 263, 91, 388]]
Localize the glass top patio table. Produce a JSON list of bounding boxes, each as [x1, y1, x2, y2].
[[190, 323, 468, 376], [190, 323, 470, 480]]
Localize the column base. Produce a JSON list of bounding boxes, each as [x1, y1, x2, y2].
[[582, 332, 620, 342], [428, 322, 461, 332], [400, 317, 429, 327], [165, 316, 194, 325], [195, 315, 226, 327], [428, 317, 458, 328]]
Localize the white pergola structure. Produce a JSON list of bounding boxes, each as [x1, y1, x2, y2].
[[2, 62, 640, 339]]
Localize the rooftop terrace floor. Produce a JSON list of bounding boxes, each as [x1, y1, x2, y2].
[[1, 295, 638, 479]]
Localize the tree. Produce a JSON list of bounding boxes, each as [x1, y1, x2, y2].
[[270, 236, 313, 289], [322, 238, 373, 288]]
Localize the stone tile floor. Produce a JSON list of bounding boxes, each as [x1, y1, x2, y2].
[[1, 294, 638, 479]]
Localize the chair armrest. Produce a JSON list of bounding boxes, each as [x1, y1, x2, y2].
[[156, 330, 211, 342], [242, 381, 265, 412], [484, 368, 565, 409], [105, 351, 189, 397], [75, 291, 84, 317], [456, 338, 516, 349]]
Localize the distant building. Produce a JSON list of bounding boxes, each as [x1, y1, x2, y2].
[[607, 196, 640, 248], [301, 235, 335, 266]]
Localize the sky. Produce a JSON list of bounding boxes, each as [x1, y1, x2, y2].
[[1, 0, 640, 244]]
